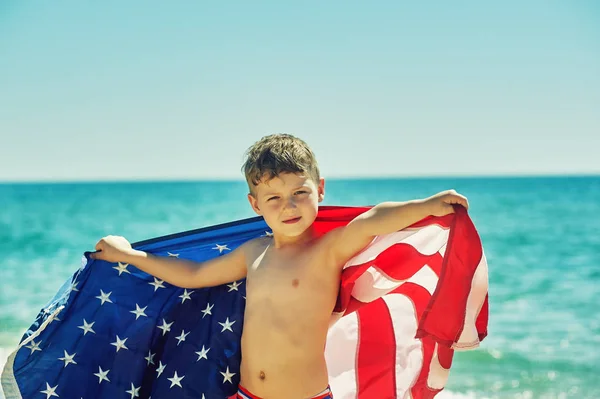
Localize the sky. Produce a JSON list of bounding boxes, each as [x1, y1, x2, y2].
[[0, 1, 598, 181]]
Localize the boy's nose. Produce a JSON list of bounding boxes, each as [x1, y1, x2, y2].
[[284, 197, 297, 209]]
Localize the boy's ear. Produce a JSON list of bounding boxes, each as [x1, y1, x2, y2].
[[317, 177, 325, 202], [247, 193, 262, 215]]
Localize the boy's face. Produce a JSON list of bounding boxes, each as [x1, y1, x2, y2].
[[247, 172, 325, 238]]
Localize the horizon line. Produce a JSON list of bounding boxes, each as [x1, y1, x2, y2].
[[1, 172, 599, 185]]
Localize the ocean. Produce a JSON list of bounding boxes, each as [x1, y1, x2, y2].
[[1, 176, 599, 398]]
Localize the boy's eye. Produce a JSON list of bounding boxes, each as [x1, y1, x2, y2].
[[267, 196, 279, 201], [294, 190, 308, 195]]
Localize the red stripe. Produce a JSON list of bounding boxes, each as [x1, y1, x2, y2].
[[363, 244, 434, 281], [313, 206, 452, 230], [236, 385, 257, 399], [356, 298, 396, 398], [426, 252, 444, 277], [314, 206, 371, 236], [336, 244, 440, 315], [335, 262, 372, 314], [312, 389, 333, 399], [416, 207, 483, 347], [409, 213, 453, 229], [410, 337, 442, 399], [393, 280, 447, 398], [476, 294, 489, 342], [392, 282, 430, 320], [409, 340, 453, 399], [333, 209, 451, 316], [437, 344, 454, 369]]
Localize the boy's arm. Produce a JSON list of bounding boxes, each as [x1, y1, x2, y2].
[[331, 190, 468, 266], [91, 235, 248, 289]]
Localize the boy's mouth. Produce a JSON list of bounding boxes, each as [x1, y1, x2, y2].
[[282, 217, 302, 224]]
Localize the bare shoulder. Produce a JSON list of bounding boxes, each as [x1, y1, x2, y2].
[[243, 236, 271, 261], [244, 236, 270, 250], [315, 227, 346, 263], [320, 226, 344, 241], [318, 225, 373, 269], [316, 226, 346, 251]]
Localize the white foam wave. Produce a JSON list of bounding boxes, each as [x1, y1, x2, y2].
[[437, 390, 484, 399]]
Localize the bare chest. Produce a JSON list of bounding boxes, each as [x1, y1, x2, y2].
[[245, 245, 338, 312]]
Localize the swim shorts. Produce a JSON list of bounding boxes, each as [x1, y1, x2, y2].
[[236, 384, 333, 399]]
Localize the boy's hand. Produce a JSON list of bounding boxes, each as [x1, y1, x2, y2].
[[91, 235, 136, 263], [424, 189, 469, 217]]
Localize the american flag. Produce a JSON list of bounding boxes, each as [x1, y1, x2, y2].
[[1, 206, 488, 399]]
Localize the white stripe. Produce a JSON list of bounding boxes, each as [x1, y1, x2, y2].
[[438, 243, 447, 257], [344, 225, 450, 268], [427, 343, 450, 390], [351, 264, 439, 303], [382, 294, 424, 399], [1, 349, 21, 399], [454, 252, 488, 350], [312, 386, 333, 397], [0, 305, 64, 399], [351, 266, 405, 302], [325, 312, 359, 399], [237, 389, 252, 399], [407, 265, 439, 296]]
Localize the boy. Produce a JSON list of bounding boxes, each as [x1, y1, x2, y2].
[[91, 134, 468, 399]]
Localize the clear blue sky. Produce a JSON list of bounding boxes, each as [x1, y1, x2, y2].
[[1, 1, 598, 181]]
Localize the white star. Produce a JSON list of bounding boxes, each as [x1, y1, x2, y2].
[[263, 231, 274, 237], [156, 361, 166, 377], [69, 281, 80, 292], [212, 244, 230, 253], [167, 371, 185, 388], [126, 382, 141, 398], [78, 319, 96, 335], [58, 350, 77, 367], [157, 319, 173, 336], [25, 339, 42, 354], [227, 280, 242, 292], [218, 317, 236, 333], [113, 262, 132, 276], [195, 345, 210, 361], [96, 290, 113, 305], [110, 335, 129, 352], [167, 252, 179, 257], [40, 382, 59, 398], [179, 289, 194, 304], [220, 367, 236, 384], [175, 330, 190, 346], [200, 303, 213, 318], [130, 304, 148, 320], [149, 277, 166, 291], [94, 366, 110, 384], [145, 350, 156, 366]]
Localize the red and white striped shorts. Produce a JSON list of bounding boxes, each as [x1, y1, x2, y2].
[[236, 384, 333, 399]]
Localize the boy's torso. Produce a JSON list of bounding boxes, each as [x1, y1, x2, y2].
[[239, 234, 341, 398]]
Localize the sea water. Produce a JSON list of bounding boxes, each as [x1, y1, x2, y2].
[[1, 176, 599, 398]]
